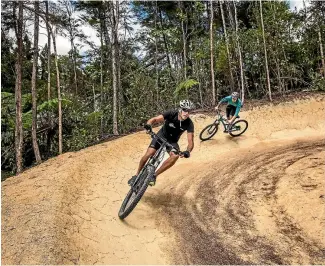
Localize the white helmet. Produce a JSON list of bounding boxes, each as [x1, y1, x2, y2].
[[231, 92, 239, 98], [179, 99, 195, 110]]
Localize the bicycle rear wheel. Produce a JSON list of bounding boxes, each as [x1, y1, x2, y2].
[[118, 165, 155, 219], [229, 120, 248, 137], [199, 123, 219, 141]]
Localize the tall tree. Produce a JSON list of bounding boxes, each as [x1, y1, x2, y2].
[[45, 0, 51, 101], [179, 1, 187, 80], [111, 0, 119, 135], [158, 7, 173, 80], [313, 1, 325, 77], [226, 2, 239, 88], [52, 26, 63, 154], [100, 5, 104, 136], [220, 0, 234, 89], [154, 0, 159, 105], [14, 1, 24, 173], [318, 28, 325, 76], [259, 0, 272, 101], [62, 0, 78, 94], [31, 0, 42, 163], [233, 2, 245, 103], [210, 0, 216, 105]]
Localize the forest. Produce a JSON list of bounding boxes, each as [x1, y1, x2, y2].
[[1, 0, 325, 176]]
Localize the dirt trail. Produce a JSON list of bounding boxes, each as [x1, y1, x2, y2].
[[2, 96, 325, 264]]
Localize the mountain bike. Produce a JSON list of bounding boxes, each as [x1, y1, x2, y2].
[[199, 109, 248, 141], [118, 130, 184, 219]]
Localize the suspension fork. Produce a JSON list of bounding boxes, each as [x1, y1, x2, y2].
[[150, 144, 166, 169]]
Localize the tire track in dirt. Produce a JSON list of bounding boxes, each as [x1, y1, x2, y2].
[[144, 138, 325, 264]]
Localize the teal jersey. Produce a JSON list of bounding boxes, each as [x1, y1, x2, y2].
[[220, 96, 242, 116]]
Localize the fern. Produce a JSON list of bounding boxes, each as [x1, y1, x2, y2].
[[174, 79, 199, 99]]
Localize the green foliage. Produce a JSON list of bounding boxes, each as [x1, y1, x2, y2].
[[37, 98, 73, 112], [310, 73, 325, 91], [215, 41, 229, 73], [2, 0, 325, 175], [174, 79, 199, 99]]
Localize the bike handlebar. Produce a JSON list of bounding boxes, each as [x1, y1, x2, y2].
[[215, 109, 227, 119], [215, 108, 225, 115]]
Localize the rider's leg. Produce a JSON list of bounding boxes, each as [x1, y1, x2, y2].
[[155, 152, 179, 177], [129, 147, 157, 185], [136, 147, 156, 176], [225, 106, 236, 132], [226, 105, 232, 120]]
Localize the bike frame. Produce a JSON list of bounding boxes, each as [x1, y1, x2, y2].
[[213, 112, 228, 130], [133, 132, 179, 187]]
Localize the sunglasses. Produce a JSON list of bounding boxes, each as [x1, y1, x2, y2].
[[181, 108, 190, 113]]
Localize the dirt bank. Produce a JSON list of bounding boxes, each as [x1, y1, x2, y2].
[[2, 96, 325, 264]]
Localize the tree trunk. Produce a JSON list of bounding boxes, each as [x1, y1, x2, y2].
[[100, 11, 104, 136], [259, 0, 272, 101], [31, 0, 42, 163], [271, 3, 283, 93], [179, 1, 187, 80], [318, 27, 325, 77], [158, 9, 174, 81], [111, 0, 119, 135], [71, 37, 78, 94], [45, 0, 51, 101], [275, 58, 283, 92], [15, 1, 24, 174], [210, 0, 216, 105], [226, 2, 235, 30], [52, 28, 63, 154], [117, 43, 122, 114], [64, 0, 78, 94], [220, 0, 234, 89], [92, 83, 96, 111], [233, 2, 245, 104], [155, 0, 159, 105], [198, 60, 203, 106], [103, 5, 111, 47], [226, 2, 239, 89]]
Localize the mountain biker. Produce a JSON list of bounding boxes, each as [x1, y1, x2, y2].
[[214, 92, 242, 132], [128, 100, 195, 187]]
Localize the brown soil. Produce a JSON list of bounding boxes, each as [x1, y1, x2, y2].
[[2, 95, 325, 264]]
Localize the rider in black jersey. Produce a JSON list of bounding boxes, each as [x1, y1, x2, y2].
[[128, 100, 195, 186]]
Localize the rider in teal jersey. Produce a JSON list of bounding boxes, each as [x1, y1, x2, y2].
[[215, 92, 242, 132]]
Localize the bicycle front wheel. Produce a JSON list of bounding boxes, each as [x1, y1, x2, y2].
[[199, 123, 219, 141], [229, 120, 248, 137], [118, 165, 155, 219]]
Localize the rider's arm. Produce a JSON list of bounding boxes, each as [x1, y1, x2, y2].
[[146, 115, 164, 126], [215, 96, 230, 110], [222, 96, 232, 103], [186, 121, 194, 152], [234, 99, 242, 117], [186, 132, 194, 152]]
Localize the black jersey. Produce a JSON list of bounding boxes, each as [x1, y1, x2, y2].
[[158, 110, 194, 142]]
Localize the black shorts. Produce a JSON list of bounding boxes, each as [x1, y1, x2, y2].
[[149, 133, 179, 154], [226, 105, 236, 118]]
